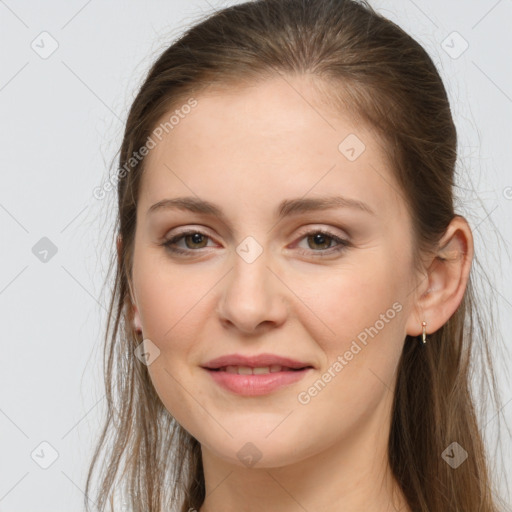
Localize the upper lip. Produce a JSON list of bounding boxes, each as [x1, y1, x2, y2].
[[201, 353, 313, 370]]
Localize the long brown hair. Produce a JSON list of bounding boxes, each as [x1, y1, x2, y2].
[[85, 1, 510, 510]]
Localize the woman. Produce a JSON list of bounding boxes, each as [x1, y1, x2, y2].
[[86, 0, 509, 510]]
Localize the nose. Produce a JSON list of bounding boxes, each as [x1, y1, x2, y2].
[[215, 246, 288, 335]]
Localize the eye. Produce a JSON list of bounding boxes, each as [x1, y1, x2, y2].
[[293, 230, 350, 256], [162, 230, 215, 255]]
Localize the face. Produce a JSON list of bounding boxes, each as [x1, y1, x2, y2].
[[130, 75, 419, 468]]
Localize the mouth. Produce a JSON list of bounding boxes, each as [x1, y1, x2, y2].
[[207, 364, 313, 375], [202, 365, 314, 396]]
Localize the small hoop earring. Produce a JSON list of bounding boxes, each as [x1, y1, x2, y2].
[[421, 321, 427, 345]]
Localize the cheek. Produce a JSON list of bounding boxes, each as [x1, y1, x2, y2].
[[133, 250, 210, 345], [299, 254, 410, 408], [293, 262, 407, 431], [132, 255, 212, 431], [309, 255, 407, 341]]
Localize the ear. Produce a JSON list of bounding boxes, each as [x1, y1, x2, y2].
[[132, 305, 143, 334], [117, 233, 143, 334], [405, 215, 474, 337]]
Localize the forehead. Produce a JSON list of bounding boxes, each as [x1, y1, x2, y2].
[[138, 76, 405, 220]]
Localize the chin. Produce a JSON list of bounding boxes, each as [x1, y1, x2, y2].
[[198, 431, 314, 469]]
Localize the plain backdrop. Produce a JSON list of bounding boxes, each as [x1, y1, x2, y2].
[[0, 0, 511, 510]]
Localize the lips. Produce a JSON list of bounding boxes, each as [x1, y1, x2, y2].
[[201, 353, 314, 396], [201, 353, 313, 371], [214, 364, 302, 375]]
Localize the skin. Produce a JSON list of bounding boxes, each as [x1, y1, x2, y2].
[[125, 74, 473, 512]]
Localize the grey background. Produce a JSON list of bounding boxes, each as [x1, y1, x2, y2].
[[0, 0, 510, 510]]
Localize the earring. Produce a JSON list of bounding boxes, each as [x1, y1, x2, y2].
[[421, 321, 427, 344]]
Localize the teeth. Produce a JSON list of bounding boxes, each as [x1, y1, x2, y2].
[[254, 366, 270, 374], [222, 365, 293, 374]]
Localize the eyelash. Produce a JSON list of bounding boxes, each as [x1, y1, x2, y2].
[[160, 229, 350, 257]]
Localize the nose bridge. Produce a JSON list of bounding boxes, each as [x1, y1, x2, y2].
[[217, 235, 287, 333]]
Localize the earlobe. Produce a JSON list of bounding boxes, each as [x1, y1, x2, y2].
[[133, 306, 142, 333], [405, 215, 474, 338]]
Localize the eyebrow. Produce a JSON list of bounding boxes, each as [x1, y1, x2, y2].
[[147, 195, 375, 219]]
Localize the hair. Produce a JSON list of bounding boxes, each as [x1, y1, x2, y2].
[[85, 1, 510, 511]]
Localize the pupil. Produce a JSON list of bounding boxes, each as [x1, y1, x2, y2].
[[186, 233, 206, 248], [309, 233, 330, 250]]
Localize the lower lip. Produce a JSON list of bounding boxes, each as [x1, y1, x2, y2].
[[203, 368, 312, 396]]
